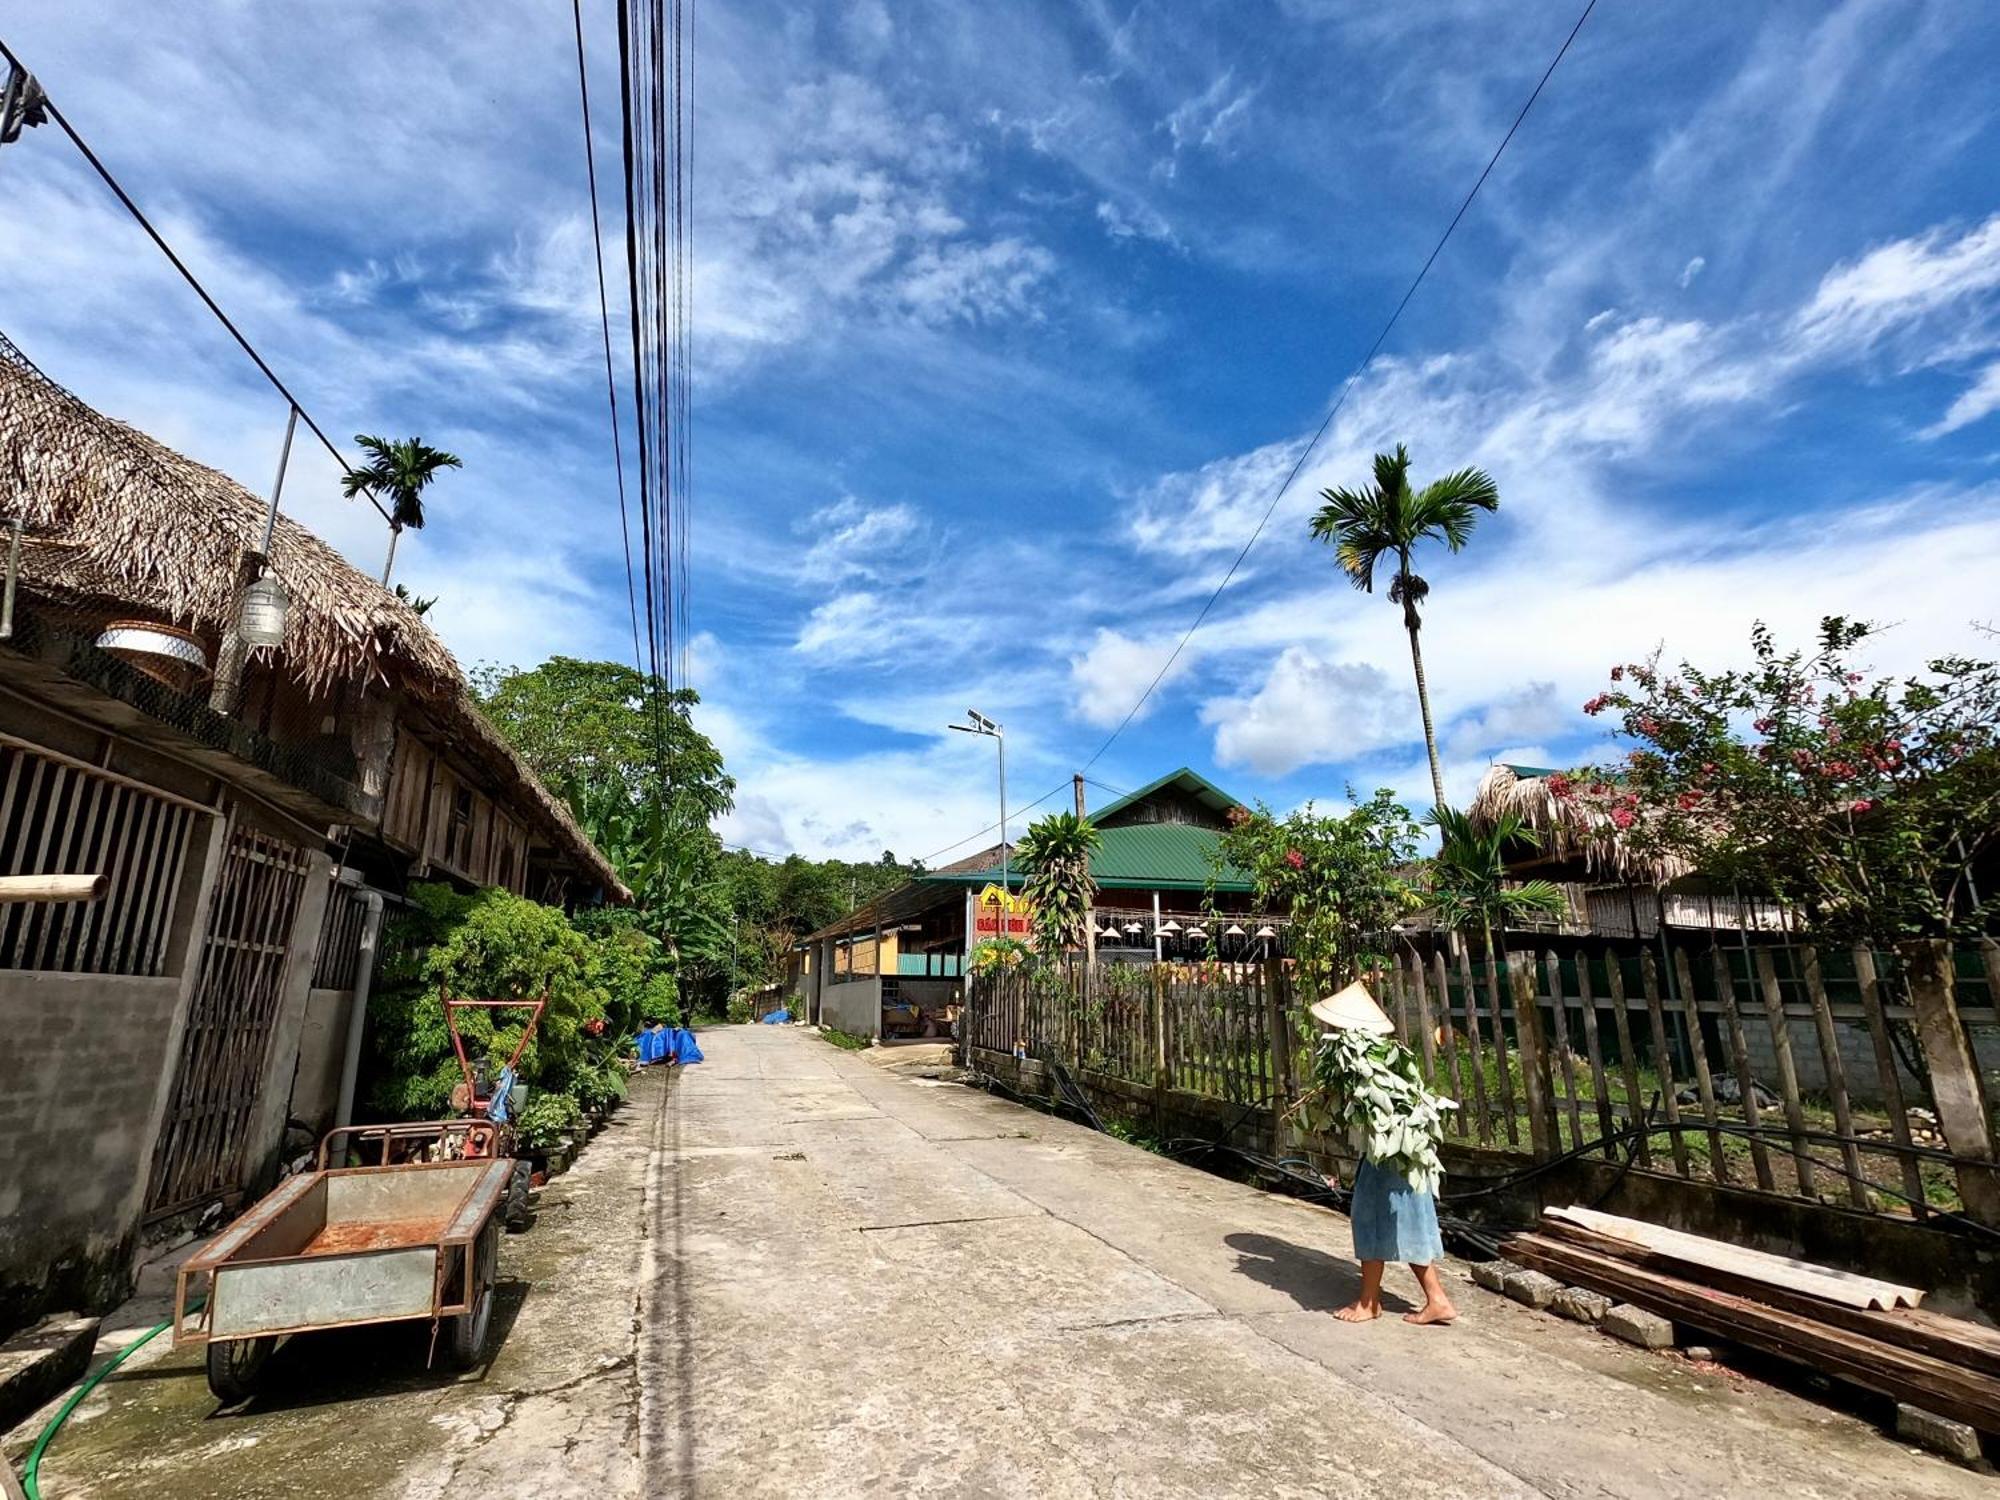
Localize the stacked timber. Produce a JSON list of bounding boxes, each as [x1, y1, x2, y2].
[[1503, 1205, 2000, 1436]]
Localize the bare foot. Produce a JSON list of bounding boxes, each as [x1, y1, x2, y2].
[[1403, 1300, 1457, 1326], [1333, 1301, 1381, 1323]]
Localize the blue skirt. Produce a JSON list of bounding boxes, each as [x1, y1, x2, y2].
[[1350, 1158, 1444, 1265]]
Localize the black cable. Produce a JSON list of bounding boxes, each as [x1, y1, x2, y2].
[[572, 0, 646, 682], [0, 38, 398, 529], [1075, 0, 1600, 776]]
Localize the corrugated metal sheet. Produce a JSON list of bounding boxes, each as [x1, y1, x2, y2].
[[936, 822, 1249, 892]]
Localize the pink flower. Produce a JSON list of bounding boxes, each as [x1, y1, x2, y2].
[[1753, 717, 1775, 734], [1825, 760, 1857, 778], [1609, 665, 1624, 682], [1583, 693, 1612, 716], [1635, 716, 1660, 737], [1284, 849, 1304, 871], [1677, 791, 1703, 811], [1548, 772, 1573, 799], [1850, 799, 1873, 815], [1610, 807, 1636, 830], [1846, 672, 1864, 684]]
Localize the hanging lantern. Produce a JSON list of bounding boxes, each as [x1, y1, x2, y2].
[[96, 620, 209, 692], [1224, 923, 1247, 937], [1186, 925, 1208, 941], [1122, 921, 1142, 934], [1156, 919, 1181, 935], [1254, 925, 1278, 939], [238, 572, 291, 649]]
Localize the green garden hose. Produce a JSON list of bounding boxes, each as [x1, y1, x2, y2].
[[18, 1304, 191, 1500]]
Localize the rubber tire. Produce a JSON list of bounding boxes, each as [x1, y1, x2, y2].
[[206, 1335, 275, 1404], [503, 1158, 533, 1231], [445, 1222, 498, 1371]]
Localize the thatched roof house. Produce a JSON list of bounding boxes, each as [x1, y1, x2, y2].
[[0, 329, 626, 901], [1466, 762, 1693, 887]]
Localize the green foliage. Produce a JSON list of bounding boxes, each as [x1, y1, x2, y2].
[[1214, 792, 1420, 995], [1570, 617, 2000, 940], [1015, 811, 1101, 954], [517, 1092, 583, 1153], [340, 433, 461, 532], [1303, 1029, 1454, 1197], [1423, 805, 1566, 936], [818, 1026, 871, 1051], [968, 936, 1031, 976], [365, 883, 661, 1121], [575, 905, 680, 1031], [725, 994, 753, 1024]]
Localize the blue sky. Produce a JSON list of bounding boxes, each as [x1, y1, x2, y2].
[[5, 1, 2000, 861]]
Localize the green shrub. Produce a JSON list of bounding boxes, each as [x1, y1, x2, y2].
[[517, 1092, 583, 1152], [366, 884, 662, 1120], [726, 994, 753, 1024]]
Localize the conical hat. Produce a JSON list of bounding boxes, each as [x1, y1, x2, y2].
[[1309, 980, 1394, 1035]]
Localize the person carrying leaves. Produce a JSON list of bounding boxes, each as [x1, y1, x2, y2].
[[1307, 980, 1458, 1326]]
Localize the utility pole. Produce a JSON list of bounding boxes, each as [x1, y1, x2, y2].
[[948, 709, 1006, 891], [1073, 773, 1085, 819]]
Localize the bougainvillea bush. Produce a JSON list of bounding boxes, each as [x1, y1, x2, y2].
[[1303, 1028, 1455, 1197], [1566, 617, 2000, 941]]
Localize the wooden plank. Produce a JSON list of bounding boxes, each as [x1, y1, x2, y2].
[[1713, 946, 1776, 1191], [1800, 945, 1870, 1210], [1536, 1219, 2000, 1378], [1903, 938, 2000, 1227], [1484, 946, 1519, 1147], [1510, 955, 1557, 1161], [1672, 948, 1728, 1183], [1853, 946, 1928, 1217], [1545, 951, 1585, 1152], [0, 872, 107, 903], [1753, 948, 1817, 1196], [1411, 956, 1440, 1101], [1637, 954, 1687, 1175], [1502, 1235, 2000, 1434], [1584, 956, 1632, 1168], [1545, 1205, 1924, 1308], [1448, 948, 1491, 1145]]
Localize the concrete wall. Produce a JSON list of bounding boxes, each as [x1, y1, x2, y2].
[[288, 986, 356, 1142], [820, 977, 881, 1038], [1734, 1010, 2000, 1105], [893, 978, 962, 1009], [0, 972, 192, 1326]]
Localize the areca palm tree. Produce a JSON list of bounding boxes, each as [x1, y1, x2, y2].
[[341, 434, 462, 586], [1424, 805, 1565, 978], [1014, 811, 1101, 955], [1310, 445, 1498, 810]]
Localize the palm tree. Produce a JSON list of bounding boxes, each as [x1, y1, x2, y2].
[[341, 434, 462, 586], [1423, 804, 1565, 967], [393, 583, 438, 617], [1014, 811, 1101, 955], [1310, 445, 1498, 810]]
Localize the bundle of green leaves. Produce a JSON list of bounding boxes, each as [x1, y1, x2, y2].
[[1306, 1028, 1456, 1197]]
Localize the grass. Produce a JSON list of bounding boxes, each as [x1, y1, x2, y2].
[[817, 1026, 872, 1052]]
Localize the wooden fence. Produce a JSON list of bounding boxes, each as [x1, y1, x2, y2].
[[967, 938, 2000, 1228]]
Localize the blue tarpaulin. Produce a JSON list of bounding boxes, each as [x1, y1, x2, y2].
[[636, 1025, 703, 1065], [760, 1009, 791, 1025]]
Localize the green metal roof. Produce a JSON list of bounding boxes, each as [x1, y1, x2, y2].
[[927, 820, 1250, 893], [1089, 766, 1242, 825]]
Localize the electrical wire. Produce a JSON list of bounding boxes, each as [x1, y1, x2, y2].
[[0, 38, 398, 531], [1075, 0, 1599, 777], [572, 0, 646, 681]]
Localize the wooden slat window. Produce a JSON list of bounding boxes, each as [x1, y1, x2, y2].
[[0, 737, 212, 977]]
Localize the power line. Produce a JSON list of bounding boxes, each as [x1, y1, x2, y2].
[[0, 37, 397, 530], [572, 0, 645, 682], [917, 782, 1068, 865], [1076, 0, 1599, 776]]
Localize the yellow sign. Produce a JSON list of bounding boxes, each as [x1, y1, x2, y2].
[[973, 884, 1032, 939]]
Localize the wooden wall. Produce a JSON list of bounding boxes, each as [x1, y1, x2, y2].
[[381, 733, 530, 895]]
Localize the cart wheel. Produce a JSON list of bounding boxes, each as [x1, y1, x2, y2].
[[504, 1158, 533, 1231], [206, 1336, 275, 1404], [445, 1222, 499, 1370]]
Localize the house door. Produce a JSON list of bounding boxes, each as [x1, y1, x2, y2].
[[144, 818, 314, 1218]]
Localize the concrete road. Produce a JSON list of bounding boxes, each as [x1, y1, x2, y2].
[[643, 1025, 1987, 1499], [9, 1023, 1987, 1497]]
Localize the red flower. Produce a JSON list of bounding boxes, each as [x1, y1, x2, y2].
[[1677, 791, 1703, 811], [1825, 760, 1857, 778], [1610, 807, 1636, 830], [1753, 717, 1774, 734], [1548, 772, 1573, 799], [1850, 799, 1873, 815], [1284, 849, 1305, 871], [1583, 693, 1612, 716], [1609, 665, 1624, 682], [1846, 672, 1864, 684], [1635, 716, 1660, 737]]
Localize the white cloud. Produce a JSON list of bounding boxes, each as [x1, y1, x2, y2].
[[1922, 360, 2000, 440], [1069, 629, 1193, 729], [1200, 648, 1408, 776], [1678, 255, 1706, 289], [1444, 682, 1566, 761], [795, 497, 922, 583], [794, 593, 885, 657], [1791, 213, 2000, 356]]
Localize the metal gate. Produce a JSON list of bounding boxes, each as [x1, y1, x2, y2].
[[145, 818, 314, 1218]]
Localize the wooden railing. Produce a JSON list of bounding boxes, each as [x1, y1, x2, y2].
[[967, 937, 2000, 1227]]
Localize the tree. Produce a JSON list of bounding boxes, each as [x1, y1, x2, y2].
[[393, 582, 437, 617], [1014, 811, 1101, 954], [1214, 792, 1420, 996], [341, 434, 462, 586], [1567, 617, 2000, 942], [1423, 804, 1565, 971], [1309, 445, 1499, 810]]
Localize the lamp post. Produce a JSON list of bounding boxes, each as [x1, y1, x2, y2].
[[948, 709, 1007, 892]]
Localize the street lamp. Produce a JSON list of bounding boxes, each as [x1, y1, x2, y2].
[[947, 708, 1007, 893]]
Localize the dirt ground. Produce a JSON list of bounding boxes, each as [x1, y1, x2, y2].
[[9, 1024, 1991, 1497]]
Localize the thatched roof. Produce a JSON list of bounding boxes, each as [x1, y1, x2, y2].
[[0, 330, 627, 900], [1465, 763, 1692, 887]]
